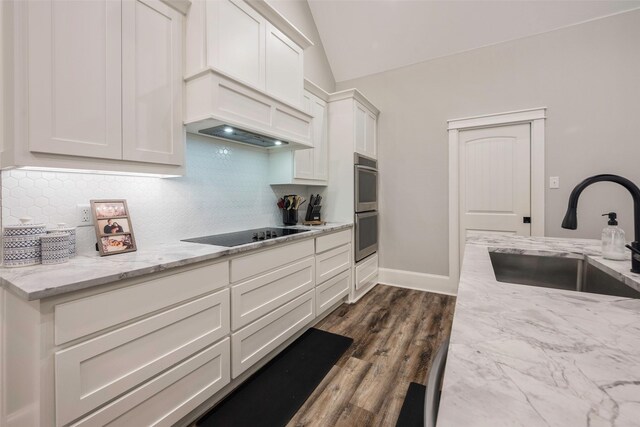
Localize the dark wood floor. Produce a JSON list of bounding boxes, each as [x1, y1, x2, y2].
[[287, 284, 456, 427]]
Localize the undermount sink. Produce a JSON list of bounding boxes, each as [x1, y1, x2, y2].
[[489, 252, 640, 299]]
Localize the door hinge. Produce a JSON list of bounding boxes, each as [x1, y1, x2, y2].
[[523, 217, 531, 224]]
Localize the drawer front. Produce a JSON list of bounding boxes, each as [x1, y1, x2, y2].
[[56, 289, 230, 426], [315, 229, 351, 254], [316, 244, 351, 284], [232, 257, 314, 331], [71, 338, 230, 427], [316, 270, 350, 315], [231, 290, 314, 378], [231, 239, 314, 283], [55, 261, 229, 345], [356, 253, 378, 291]]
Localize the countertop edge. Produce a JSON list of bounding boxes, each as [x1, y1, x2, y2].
[[1, 223, 353, 301]]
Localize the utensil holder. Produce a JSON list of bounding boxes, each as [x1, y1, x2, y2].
[[282, 209, 298, 226]]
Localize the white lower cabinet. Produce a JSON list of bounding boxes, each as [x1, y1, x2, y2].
[[231, 290, 315, 378], [356, 253, 379, 292], [2, 231, 354, 427], [316, 244, 351, 284], [71, 338, 230, 427], [231, 257, 315, 330], [55, 289, 230, 426], [316, 269, 350, 314]]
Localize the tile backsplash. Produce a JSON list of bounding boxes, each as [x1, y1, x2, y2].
[[1, 135, 313, 254]]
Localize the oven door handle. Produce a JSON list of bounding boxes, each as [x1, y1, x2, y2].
[[355, 165, 378, 172]]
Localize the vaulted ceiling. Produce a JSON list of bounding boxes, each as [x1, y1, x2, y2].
[[308, 0, 640, 82]]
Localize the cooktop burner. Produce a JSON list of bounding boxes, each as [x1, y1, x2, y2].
[[182, 227, 311, 247]]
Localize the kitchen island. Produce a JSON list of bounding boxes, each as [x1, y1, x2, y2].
[[438, 234, 640, 426]]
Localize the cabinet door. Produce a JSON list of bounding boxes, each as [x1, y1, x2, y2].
[[265, 22, 304, 107], [122, 0, 184, 166], [294, 92, 315, 180], [365, 110, 377, 159], [354, 102, 367, 156], [311, 96, 329, 180], [208, 0, 265, 89], [27, 0, 122, 159]]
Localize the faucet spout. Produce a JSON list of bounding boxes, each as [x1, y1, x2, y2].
[[561, 174, 640, 273]]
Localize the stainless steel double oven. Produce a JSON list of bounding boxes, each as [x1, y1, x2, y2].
[[354, 153, 378, 262]]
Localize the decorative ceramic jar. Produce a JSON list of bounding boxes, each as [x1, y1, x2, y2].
[[41, 232, 70, 265], [3, 217, 46, 267], [48, 223, 77, 257]]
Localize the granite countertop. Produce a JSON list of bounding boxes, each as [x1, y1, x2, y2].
[[0, 223, 352, 301], [437, 234, 640, 427]]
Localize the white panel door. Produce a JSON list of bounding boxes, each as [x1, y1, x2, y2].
[[294, 92, 315, 179], [265, 22, 303, 107], [459, 124, 531, 260], [209, 0, 265, 89], [122, 0, 184, 165], [27, 0, 122, 159]]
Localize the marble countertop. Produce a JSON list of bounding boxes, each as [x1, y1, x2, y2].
[[0, 223, 352, 301], [438, 234, 640, 427]]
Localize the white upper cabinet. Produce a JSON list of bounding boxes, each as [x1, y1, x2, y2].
[[292, 93, 315, 180], [269, 81, 329, 185], [4, 0, 187, 175], [207, 0, 265, 88], [185, 0, 311, 109], [27, 0, 123, 160], [265, 23, 304, 107], [354, 101, 377, 159], [122, 0, 184, 165]]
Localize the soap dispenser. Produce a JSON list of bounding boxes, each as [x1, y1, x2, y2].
[[601, 212, 626, 260]]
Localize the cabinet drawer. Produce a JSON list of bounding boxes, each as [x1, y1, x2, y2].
[[316, 244, 351, 284], [316, 229, 351, 253], [55, 261, 229, 345], [55, 289, 230, 426], [71, 338, 230, 427], [356, 253, 378, 291], [316, 270, 350, 315], [232, 257, 314, 331], [231, 239, 314, 283], [231, 290, 314, 378]]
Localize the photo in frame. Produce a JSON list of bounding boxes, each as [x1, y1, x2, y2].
[[90, 199, 137, 256]]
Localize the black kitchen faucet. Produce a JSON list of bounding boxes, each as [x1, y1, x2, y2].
[[561, 174, 640, 274]]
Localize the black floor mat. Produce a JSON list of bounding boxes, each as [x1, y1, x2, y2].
[[197, 328, 353, 427], [395, 382, 426, 427]]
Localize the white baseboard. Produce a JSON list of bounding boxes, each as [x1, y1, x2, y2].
[[378, 268, 457, 296]]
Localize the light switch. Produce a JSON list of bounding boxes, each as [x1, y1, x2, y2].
[[549, 176, 560, 189]]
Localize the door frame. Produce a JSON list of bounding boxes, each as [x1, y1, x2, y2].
[[447, 107, 546, 286]]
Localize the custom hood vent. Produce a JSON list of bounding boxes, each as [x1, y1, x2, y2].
[[199, 125, 289, 148]]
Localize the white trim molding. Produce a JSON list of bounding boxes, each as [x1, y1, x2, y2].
[[378, 268, 456, 296], [448, 107, 546, 288]]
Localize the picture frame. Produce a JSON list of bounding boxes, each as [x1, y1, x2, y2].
[[90, 199, 137, 256]]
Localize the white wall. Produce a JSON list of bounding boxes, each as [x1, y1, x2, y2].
[[267, 0, 335, 92], [1, 136, 311, 254], [337, 10, 640, 277]]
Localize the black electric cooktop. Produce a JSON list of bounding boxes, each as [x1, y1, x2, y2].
[[182, 227, 311, 247]]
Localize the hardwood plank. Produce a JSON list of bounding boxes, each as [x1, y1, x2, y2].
[[303, 284, 456, 426], [286, 357, 371, 427]]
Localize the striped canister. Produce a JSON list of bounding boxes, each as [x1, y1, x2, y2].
[[41, 232, 70, 265], [3, 217, 47, 267]]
